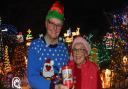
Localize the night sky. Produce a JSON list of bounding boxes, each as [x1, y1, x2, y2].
[[0, 0, 128, 40]]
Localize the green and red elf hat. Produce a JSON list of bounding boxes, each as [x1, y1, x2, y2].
[[46, 1, 64, 21]]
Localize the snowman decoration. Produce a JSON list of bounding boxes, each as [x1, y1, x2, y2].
[[42, 59, 54, 80]]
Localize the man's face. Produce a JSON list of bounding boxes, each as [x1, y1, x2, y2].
[[72, 43, 88, 66], [46, 18, 63, 39]]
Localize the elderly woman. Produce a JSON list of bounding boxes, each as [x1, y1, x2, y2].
[[68, 36, 102, 89], [55, 36, 102, 89]]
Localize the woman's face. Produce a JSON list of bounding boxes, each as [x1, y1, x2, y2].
[[45, 18, 63, 39], [72, 43, 88, 66]]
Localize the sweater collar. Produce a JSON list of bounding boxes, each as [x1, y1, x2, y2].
[[41, 36, 58, 48]]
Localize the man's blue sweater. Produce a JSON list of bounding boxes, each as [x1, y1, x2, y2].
[[28, 38, 69, 89]]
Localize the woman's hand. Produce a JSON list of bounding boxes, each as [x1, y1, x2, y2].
[[55, 84, 74, 89]]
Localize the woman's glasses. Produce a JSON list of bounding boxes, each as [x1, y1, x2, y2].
[[73, 48, 86, 53]]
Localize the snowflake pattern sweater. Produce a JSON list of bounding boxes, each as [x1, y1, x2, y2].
[[28, 37, 69, 89]]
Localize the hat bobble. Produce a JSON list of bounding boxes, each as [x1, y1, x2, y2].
[[46, 1, 64, 21], [50, 1, 64, 14]]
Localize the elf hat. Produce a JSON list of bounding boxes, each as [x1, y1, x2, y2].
[[72, 36, 91, 55], [46, 1, 64, 21]]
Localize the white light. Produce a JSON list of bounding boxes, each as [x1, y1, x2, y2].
[[2, 28, 8, 32], [12, 77, 22, 89]]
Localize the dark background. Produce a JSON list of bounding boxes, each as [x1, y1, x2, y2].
[[0, 0, 128, 40]]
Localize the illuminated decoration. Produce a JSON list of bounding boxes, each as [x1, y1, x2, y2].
[[83, 33, 111, 66], [84, 33, 99, 63], [0, 43, 4, 61], [84, 33, 99, 64], [3, 45, 12, 73], [0, 18, 24, 88], [26, 29, 33, 47], [84, 33, 93, 44], [0, 28, 4, 72], [121, 56, 128, 73], [0, 24, 18, 35], [39, 33, 43, 38], [16, 32, 24, 43], [108, 6, 128, 88], [12, 77, 22, 89], [64, 27, 80, 43], [97, 42, 111, 68], [101, 69, 112, 88], [0, 62, 4, 75], [72, 27, 80, 36], [0, 19, 7, 61], [24, 56, 28, 68], [123, 6, 128, 23], [12, 45, 29, 88], [0, 21, 18, 45], [90, 47, 98, 64], [103, 32, 113, 49], [13, 45, 27, 77], [26, 42, 31, 47], [122, 56, 128, 65], [111, 14, 128, 31], [64, 28, 73, 43], [26, 29, 33, 40], [122, 14, 128, 25]]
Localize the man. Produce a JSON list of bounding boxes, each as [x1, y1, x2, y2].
[[28, 1, 69, 89]]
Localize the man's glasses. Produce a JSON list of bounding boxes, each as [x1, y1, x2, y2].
[[47, 20, 63, 29]]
